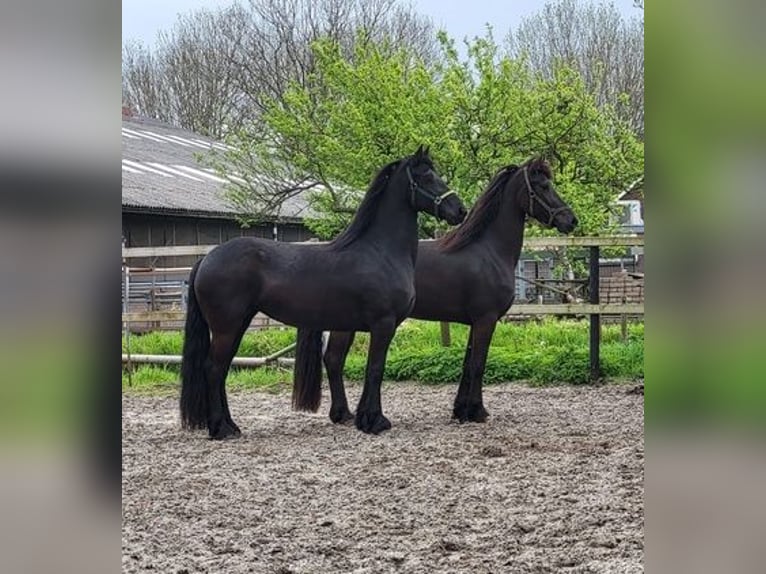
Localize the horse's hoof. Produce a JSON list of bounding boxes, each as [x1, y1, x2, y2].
[[453, 402, 489, 424], [209, 419, 242, 440], [226, 418, 242, 435], [355, 410, 392, 434], [468, 406, 489, 423], [329, 406, 355, 424]]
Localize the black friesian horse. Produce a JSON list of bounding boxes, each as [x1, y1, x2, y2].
[[317, 159, 577, 425], [181, 146, 466, 438]]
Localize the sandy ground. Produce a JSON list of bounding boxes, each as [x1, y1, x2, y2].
[[122, 383, 644, 573]]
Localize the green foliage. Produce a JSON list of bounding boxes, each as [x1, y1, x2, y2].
[[122, 319, 643, 392], [122, 365, 179, 392], [122, 329, 297, 394], [346, 338, 642, 387], [122, 331, 182, 355], [235, 329, 297, 357], [122, 365, 290, 394], [218, 28, 643, 240], [123, 329, 297, 357], [315, 318, 642, 385]]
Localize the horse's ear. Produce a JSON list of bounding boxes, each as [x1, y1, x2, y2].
[[423, 145, 430, 156], [414, 144, 424, 158], [530, 157, 552, 179]]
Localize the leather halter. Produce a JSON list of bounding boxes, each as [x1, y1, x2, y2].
[[522, 166, 570, 227], [406, 165, 457, 217]]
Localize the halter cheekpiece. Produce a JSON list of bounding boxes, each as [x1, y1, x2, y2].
[[406, 164, 457, 217], [522, 166, 570, 227]]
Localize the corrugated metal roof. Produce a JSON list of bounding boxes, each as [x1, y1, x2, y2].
[[121, 116, 311, 220]]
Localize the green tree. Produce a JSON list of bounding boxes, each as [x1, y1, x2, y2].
[[210, 34, 452, 237], [436, 29, 643, 237], [211, 30, 643, 241]]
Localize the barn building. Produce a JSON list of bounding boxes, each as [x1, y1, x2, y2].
[[121, 109, 314, 268]]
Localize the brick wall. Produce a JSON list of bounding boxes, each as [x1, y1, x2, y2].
[[599, 270, 644, 303]]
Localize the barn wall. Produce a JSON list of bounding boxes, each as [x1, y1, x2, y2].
[[122, 212, 314, 268]]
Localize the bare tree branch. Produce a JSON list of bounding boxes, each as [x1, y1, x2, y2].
[[506, 0, 644, 138]]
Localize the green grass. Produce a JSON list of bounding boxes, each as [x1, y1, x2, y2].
[[122, 364, 292, 394], [122, 328, 296, 357], [123, 318, 643, 393], [343, 319, 643, 385]]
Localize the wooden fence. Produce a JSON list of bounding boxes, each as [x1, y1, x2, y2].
[[122, 236, 643, 381]]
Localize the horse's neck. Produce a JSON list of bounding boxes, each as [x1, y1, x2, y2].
[[363, 180, 419, 261], [484, 192, 526, 267]]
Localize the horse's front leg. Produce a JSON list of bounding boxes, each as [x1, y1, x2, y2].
[[355, 319, 397, 434], [453, 316, 497, 423], [452, 337, 473, 418]]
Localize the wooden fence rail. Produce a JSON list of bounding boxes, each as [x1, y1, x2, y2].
[[123, 303, 643, 325], [122, 235, 644, 260], [122, 235, 643, 381]]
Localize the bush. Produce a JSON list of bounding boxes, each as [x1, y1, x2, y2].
[[345, 318, 643, 385], [122, 318, 643, 390]]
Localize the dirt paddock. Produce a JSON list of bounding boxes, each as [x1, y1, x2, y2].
[[123, 383, 644, 573]]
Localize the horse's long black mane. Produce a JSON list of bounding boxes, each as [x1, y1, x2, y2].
[[328, 160, 402, 251], [437, 159, 553, 253], [437, 165, 518, 253]]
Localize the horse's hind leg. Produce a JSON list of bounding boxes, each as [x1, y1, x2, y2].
[[207, 324, 248, 440], [219, 318, 253, 435], [452, 337, 473, 419], [324, 331, 356, 424]]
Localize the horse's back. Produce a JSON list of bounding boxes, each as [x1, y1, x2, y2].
[[195, 237, 414, 331], [258, 244, 415, 330]]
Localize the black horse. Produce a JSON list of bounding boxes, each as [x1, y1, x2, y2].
[[181, 146, 466, 438], [318, 159, 577, 425]]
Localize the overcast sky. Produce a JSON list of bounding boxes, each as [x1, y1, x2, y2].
[[123, 0, 641, 48]]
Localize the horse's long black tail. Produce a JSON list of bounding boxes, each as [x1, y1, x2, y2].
[[292, 329, 324, 412], [180, 260, 210, 429]]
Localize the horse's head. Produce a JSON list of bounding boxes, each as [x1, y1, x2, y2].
[[406, 145, 466, 225], [519, 159, 578, 233]]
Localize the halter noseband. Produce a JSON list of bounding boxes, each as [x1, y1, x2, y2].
[[522, 166, 570, 227], [406, 165, 457, 217]]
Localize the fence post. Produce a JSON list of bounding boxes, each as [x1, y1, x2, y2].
[[149, 273, 158, 330], [589, 246, 601, 382], [123, 265, 133, 386], [440, 321, 452, 347]]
